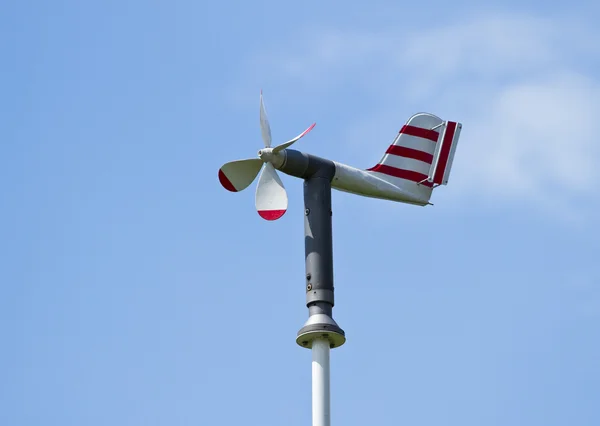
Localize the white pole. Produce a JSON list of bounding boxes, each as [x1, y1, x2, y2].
[[312, 338, 331, 426]]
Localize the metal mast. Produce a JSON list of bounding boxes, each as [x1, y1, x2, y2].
[[278, 150, 345, 426]]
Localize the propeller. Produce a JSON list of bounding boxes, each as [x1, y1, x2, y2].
[[218, 91, 316, 220]]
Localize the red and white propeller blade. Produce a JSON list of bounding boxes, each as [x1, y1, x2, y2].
[[219, 91, 315, 221], [255, 163, 287, 220], [218, 159, 263, 192], [272, 123, 316, 153], [260, 91, 272, 148]]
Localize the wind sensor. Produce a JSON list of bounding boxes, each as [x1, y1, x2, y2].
[[218, 92, 462, 426]]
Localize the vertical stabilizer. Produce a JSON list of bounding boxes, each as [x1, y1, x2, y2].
[[367, 113, 462, 202]]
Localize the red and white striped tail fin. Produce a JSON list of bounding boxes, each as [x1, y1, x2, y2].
[[367, 113, 461, 203]]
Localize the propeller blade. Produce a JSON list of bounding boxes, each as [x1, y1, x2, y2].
[[219, 159, 263, 192], [255, 163, 287, 220], [260, 91, 272, 148], [272, 123, 316, 153]]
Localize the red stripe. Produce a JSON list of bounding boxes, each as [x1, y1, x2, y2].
[[400, 125, 439, 142], [433, 121, 457, 184], [258, 209, 286, 220], [367, 164, 433, 187], [218, 169, 237, 192], [386, 145, 433, 164]]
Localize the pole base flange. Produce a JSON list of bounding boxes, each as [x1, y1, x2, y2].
[[296, 314, 346, 349]]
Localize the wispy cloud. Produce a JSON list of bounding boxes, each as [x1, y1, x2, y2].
[[231, 13, 600, 220]]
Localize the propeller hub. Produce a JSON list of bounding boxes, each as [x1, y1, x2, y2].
[[258, 147, 285, 169], [258, 147, 274, 162]]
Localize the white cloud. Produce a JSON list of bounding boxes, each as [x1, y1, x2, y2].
[[232, 13, 600, 219], [456, 72, 598, 190]]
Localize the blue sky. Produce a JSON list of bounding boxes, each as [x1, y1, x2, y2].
[[2, 1, 599, 425]]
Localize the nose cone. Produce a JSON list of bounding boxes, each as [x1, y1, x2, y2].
[[258, 147, 274, 162]]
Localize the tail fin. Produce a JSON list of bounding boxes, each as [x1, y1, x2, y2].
[[367, 113, 462, 202]]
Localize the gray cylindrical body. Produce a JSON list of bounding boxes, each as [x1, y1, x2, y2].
[[278, 149, 345, 349], [304, 177, 335, 309]]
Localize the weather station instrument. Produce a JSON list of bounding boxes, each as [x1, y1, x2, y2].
[[218, 92, 462, 426]]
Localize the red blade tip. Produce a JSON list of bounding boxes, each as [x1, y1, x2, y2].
[[258, 209, 286, 220], [218, 169, 237, 192]]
